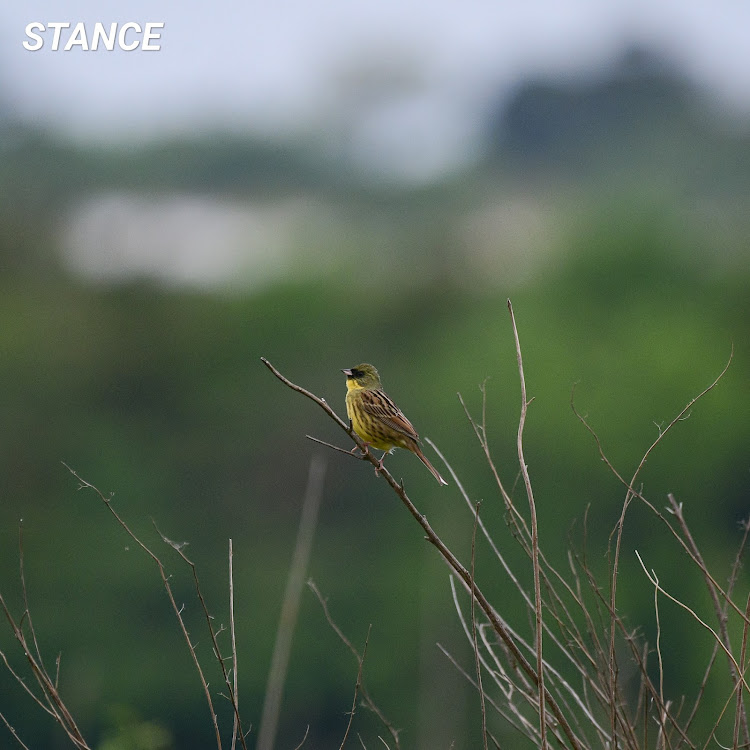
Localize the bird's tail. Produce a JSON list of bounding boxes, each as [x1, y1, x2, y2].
[[413, 445, 448, 486]]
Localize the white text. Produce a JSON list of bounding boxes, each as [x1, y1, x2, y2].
[[23, 22, 164, 51]]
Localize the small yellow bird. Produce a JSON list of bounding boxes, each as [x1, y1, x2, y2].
[[342, 363, 448, 486]]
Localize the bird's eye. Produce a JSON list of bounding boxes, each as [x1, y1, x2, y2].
[[352, 369, 363, 378]]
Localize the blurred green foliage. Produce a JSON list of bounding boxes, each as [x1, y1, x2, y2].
[[1, 225, 747, 748], [1, 64, 749, 748]]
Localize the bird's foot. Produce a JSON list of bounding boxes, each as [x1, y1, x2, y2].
[[351, 442, 371, 458], [374, 452, 388, 476]]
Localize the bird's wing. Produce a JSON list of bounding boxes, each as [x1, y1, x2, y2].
[[361, 388, 420, 442]]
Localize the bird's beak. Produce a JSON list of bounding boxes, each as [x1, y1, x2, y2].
[[342, 368, 353, 377]]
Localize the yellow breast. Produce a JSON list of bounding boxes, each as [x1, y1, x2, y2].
[[345, 389, 397, 451]]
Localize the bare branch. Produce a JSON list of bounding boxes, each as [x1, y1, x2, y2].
[[265, 357, 585, 750], [635, 551, 750, 693], [571, 348, 733, 748], [667, 493, 749, 745], [61, 463, 226, 750], [308, 581, 402, 749], [306, 435, 367, 458], [152, 518, 250, 750], [0, 524, 92, 750], [338, 625, 371, 750], [508, 298, 547, 749], [229, 539, 239, 750], [292, 725, 310, 750], [469, 502, 489, 750]]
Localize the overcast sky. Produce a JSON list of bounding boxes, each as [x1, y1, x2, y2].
[[3, 0, 750, 179]]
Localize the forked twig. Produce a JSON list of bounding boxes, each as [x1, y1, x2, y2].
[[428, 438, 612, 746], [571, 347, 733, 747], [307, 580, 401, 749], [153, 521, 249, 749], [644, 561, 668, 747], [508, 298, 547, 749], [470, 501, 489, 750], [338, 625, 371, 750], [0, 526, 92, 750], [61, 463, 248, 750], [260, 358, 377, 471], [635, 551, 750, 692], [263, 356, 585, 750], [667, 493, 750, 746]]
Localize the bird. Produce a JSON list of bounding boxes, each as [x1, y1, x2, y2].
[[342, 363, 448, 486]]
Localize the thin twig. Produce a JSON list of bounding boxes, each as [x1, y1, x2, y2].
[[61, 463, 225, 750], [457, 385, 509, 504], [470, 502, 489, 750], [678, 519, 750, 748], [306, 435, 367, 458], [339, 625, 372, 750], [154, 520, 249, 750], [0, 711, 32, 750], [667, 493, 750, 747], [647, 564, 668, 748], [734, 595, 750, 750], [508, 298, 547, 750], [437, 640, 531, 739], [0, 526, 91, 750], [292, 725, 310, 750], [635, 551, 750, 692], [308, 580, 401, 749], [571, 348, 732, 748], [229, 539, 239, 750], [456, 388, 528, 550], [17, 524, 49, 686], [429, 438, 611, 746]]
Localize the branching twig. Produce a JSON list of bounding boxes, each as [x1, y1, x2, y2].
[[0, 526, 92, 750], [339, 625, 371, 750], [429, 438, 612, 746], [635, 551, 750, 692], [153, 521, 249, 750], [667, 493, 750, 746], [508, 298, 547, 750], [437, 639, 530, 738], [260, 358, 381, 475], [645, 562, 668, 748], [308, 581, 401, 749], [571, 348, 732, 748], [263, 324, 737, 750], [61, 463, 247, 750], [264, 357, 585, 750], [470, 502, 489, 750]]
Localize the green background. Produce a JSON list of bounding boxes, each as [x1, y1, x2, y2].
[[1, 61, 749, 749]]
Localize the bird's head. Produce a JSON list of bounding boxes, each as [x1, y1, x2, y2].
[[342, 363, 381, 390]]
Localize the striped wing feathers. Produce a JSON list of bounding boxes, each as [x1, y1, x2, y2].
[[360, 388, 419, 443]]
